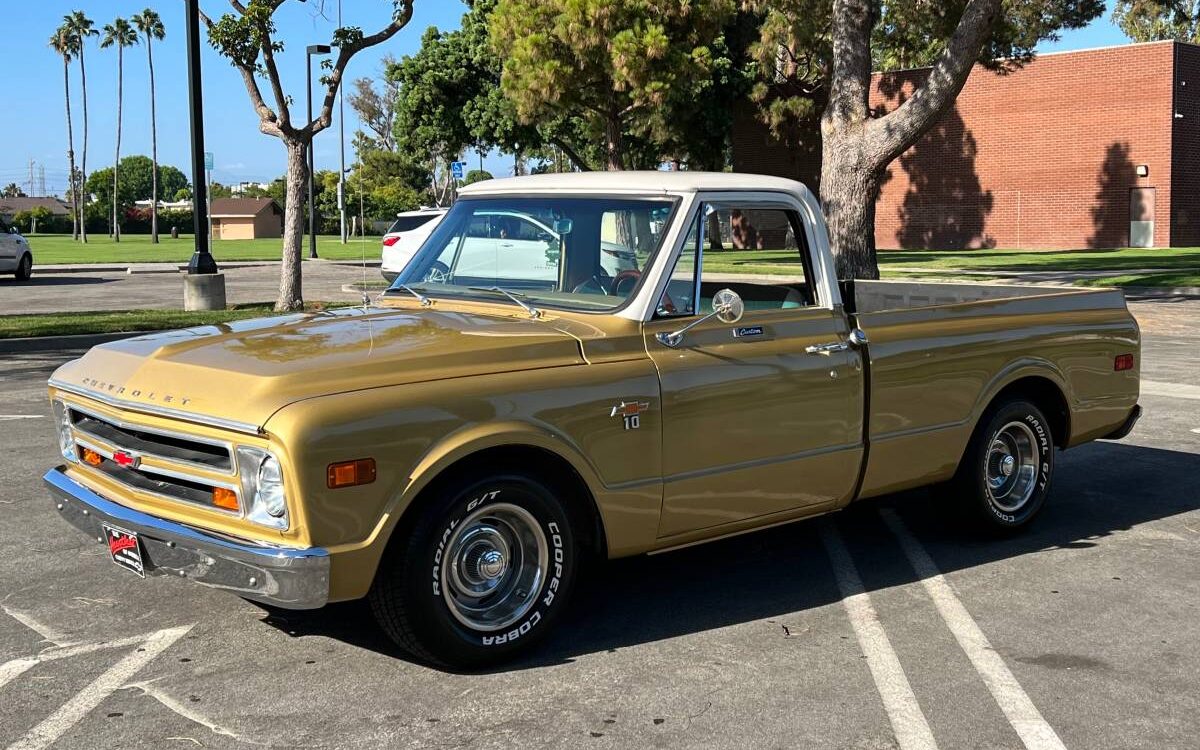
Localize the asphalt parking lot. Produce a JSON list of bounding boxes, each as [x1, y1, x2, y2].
[[0, 263, 371, 315], [1, 297, 1197, 749]]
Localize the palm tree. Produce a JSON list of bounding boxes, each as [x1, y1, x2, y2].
[[132, 9, 165, 244], [100, 18, 138, 242], [64, 11, 97, 244], [49, 25, 80, 241]]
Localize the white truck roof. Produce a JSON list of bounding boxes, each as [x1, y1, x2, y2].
[[457, 171, 813, 199]]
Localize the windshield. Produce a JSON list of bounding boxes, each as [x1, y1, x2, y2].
[[389, 196, 676, 312]]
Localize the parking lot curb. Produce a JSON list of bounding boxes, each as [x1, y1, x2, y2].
[[0, 331, 148, 354]]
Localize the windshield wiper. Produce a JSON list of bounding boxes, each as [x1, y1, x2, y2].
[[395, 284, 432, 307], [468, 286, 542, 319]]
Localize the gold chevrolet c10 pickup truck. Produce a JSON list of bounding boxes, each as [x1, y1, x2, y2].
[[45, 173, 1141, 667]]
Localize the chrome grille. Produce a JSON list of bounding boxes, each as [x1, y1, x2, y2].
[[68, 406, 233, 473]]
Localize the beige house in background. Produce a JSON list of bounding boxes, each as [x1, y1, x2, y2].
[[210, 198, 283, 240]]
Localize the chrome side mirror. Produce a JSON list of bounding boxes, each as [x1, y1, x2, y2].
[[656, 288, 744, 348]]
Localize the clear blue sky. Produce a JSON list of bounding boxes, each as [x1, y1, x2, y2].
[[1, 1, 1130, 197]]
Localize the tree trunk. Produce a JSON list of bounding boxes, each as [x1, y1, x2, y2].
[[112, 46, 123, 243], [62, 57, 78, 242], [147, 36, 159, 244], [604, 113, 625, 171], [820, 131, 880, 280], [79, 46, 89, 244], [277, 140, 309, 312]]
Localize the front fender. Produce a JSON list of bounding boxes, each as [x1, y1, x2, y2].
[[265, 361, 663, 602]]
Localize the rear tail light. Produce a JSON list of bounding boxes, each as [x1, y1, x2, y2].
[[382, 236, 401, 247], [327, 458, 377, 489], [1114, 353, 1134, 371]]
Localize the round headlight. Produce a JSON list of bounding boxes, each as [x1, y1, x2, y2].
[[256, 455, 287, 518]]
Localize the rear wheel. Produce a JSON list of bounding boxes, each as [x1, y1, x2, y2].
[[369, 471, 578, 668], [947, 398, 1055, 531], [14, 254, 31, 281]]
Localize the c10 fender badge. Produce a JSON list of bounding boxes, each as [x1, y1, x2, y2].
[[734, 326, 764, 338], [609, 401, 649, 430]]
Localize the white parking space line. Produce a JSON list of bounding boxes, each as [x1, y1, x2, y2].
[[0, 415, 42, 421], [820, 521, 940, 750], [0, 604, 71, 647], [1142, 380, 1200, 401], [879, 509, 1066, 750], [6, 625, 192, 750], [0, 635, 150, 691]]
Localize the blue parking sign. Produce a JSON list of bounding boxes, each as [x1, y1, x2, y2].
[[451, 161, 465, 180]]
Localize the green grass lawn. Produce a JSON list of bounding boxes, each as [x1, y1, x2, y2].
[[24, 233, 381, 264], [702, 246, 1200, 274], [1075, 272, 1200, 289], [0, 302, 349, 339]]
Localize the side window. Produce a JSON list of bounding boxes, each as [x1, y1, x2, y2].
[[657, 203, 814, 316]]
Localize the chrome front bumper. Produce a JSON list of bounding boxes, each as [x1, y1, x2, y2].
[[45, 467, 330, 609]]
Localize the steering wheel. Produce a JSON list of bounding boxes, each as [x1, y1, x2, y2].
[[609, 269, 675, 313], [571, 276, 610, 296], [422, 261, 450, 284]]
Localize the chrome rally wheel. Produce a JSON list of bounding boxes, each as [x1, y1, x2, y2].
[[441, 503, 548, 632], [984, 421, 1040, 514]]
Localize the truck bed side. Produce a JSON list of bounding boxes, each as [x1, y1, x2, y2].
[[851, 281, 1140, 500]]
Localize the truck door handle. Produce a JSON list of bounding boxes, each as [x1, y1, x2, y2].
[[805, 341, 850, 355], [805, 329, 868, 355]]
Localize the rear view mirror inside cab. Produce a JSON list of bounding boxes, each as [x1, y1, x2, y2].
[[554, 218, 573, 235]]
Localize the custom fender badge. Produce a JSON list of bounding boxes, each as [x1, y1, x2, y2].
[[610, 401, 649, 430]]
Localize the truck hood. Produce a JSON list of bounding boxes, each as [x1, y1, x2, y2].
[[49, 307, 585, 433]]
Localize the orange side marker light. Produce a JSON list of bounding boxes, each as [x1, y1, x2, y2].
[[327, 458, 377, 489]]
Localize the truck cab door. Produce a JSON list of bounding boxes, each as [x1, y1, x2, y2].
[[643, 200, 865, 539]]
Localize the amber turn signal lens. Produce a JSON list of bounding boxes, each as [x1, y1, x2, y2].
[[327, 458, 377, 489], [82, 448, 103, 467], [1114, 353, 1134, 371], [212, 486, 240, 511]]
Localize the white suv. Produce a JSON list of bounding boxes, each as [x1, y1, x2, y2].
[[380, 208, 448, 282]]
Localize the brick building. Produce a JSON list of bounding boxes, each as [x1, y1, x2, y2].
[[733, 40, 1200, 250]]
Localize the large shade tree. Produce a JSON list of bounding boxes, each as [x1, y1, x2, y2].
[[490, 0, 737, 170], [745, 0, 1104, 278], [1112, 0, 1200, 41], [132, 9, 167, 243], [86, 156, 189, 217], [203, 0, 415, 311], [49, 25, 81, 240]]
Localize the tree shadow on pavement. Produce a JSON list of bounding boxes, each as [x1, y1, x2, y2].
[[257, 441, 1199, 673], [0, 276, 116, 287]]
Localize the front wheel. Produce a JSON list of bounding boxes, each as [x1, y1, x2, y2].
[[369, 472, 578, 668], [947, 398, 1055, 532]]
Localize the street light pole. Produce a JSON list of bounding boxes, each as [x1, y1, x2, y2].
[[185, 0, 217, 274], [306, 44, 331, 260]]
